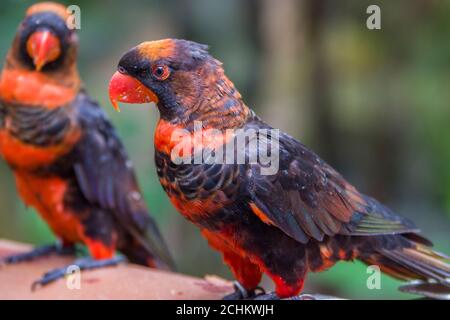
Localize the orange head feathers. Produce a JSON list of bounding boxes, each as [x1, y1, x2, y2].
[[0, 2, 80, 107], [109, 39, 250, 129], [26, 2, 71, 20], [7, 2, 78, 72]]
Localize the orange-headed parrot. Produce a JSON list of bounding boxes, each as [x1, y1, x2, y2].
[[109, 39, 450, 299], [0, 4, 174, 287]]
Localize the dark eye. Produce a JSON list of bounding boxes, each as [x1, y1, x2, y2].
[[151, 65, 170, 81], [118, 66, 127, 74]]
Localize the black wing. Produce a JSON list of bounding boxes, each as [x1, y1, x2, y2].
[[244, 117, 419, 244], [72, 92, 174, 269]]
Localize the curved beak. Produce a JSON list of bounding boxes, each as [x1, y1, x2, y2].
[[26, 30, 61, 71], [108, 71, 159, 112]]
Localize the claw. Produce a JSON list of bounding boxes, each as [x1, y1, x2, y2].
[[255, 292, 345, 300], [286, 294, 317, 300], [223, 281, 263, 300], [32, 267, 67, 291], [253, 292, 280, 300], [1, 243, 76, 266], [254, 286, 266, 296], [31, 255, 126, 291]]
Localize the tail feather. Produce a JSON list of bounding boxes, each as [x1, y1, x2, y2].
[[380, 248, 450, 282], [399, 281, 450, 300], [360, 235, 450, 299], [122, 222, 176, 271], [362, 254, 421, 281]]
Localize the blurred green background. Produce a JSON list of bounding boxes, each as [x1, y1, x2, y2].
[[0, 0, 449, 299]]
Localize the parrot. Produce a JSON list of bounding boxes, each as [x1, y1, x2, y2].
[[0, 3, 174, 288], [108, 38, 450, 299]]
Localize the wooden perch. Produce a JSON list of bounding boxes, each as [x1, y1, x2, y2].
[[0, 239, 234, 300]]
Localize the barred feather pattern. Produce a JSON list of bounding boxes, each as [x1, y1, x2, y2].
[[0, 101, 6, 129], [2, 102, 71, 146]]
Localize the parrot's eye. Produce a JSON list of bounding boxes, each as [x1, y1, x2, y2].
[[151, 65, 170, 81], [118, 66, 127, 74]]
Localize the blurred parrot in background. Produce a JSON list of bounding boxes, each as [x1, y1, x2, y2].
[[109, 39, 450, 299], [0, 3, 174, 288]]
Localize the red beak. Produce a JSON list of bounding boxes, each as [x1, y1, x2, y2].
[[26, 30, 61, 71], [108, 71, 159, 112]]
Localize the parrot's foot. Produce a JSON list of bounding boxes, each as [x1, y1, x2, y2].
[[31, 255, 126, 291], [0, 243, 76, 265], [254, 292, 343, 300], [222, 281, 266, 300]]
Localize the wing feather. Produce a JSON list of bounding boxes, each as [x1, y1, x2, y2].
[[72, 93, 174, 269], [244, 118, 419, 244]]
